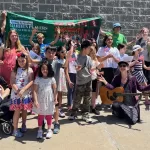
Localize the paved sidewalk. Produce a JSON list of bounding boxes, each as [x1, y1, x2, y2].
[[0, 97, 150, 150]]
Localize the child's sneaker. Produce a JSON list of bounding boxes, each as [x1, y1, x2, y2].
[[12, 130, 23, 138], [53, 123, 60, 134], [82, 113, 92, 123], [46, 129, 53, 139], [20, 123, 27, 133], [59, 109, 65, 118], [37, 130, 43, 139]]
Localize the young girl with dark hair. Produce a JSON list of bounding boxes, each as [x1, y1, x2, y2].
[[33, 60, 57, 139]]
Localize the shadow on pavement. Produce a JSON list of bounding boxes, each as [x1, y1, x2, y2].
[[14, 127, 45, 144], [92, 115, 141, 131]]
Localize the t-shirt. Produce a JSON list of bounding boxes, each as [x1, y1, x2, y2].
[[39, 43, 50, 58], [68, 52, 77, 74], [76, 54, 92, 85], [106, 31, 127, 47], [96, 47, 120, 68], [120, 53, 129, 61], [136, 38, 150, 62]]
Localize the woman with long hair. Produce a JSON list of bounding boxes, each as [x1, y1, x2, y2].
[[98, 61, 150, 124], [0, 30, 24, 86]]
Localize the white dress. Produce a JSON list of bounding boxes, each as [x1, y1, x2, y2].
[[33, 77, 55, 115], [57, 59, 67, 92]]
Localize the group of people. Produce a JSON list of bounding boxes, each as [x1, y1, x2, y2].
[[1, 11, 150, 139]]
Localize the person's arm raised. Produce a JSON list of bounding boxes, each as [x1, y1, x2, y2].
[[29, 28, 38, 47], [1, 10, 7, 34], [99, 27, 106, 36], [50, 27, 60, 46]]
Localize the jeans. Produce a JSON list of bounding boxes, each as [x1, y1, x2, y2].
[[67, 73, 76, 107]]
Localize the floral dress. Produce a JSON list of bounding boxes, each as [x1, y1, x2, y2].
[[33, 77, 56, 115], [9, 67, 33, 111]]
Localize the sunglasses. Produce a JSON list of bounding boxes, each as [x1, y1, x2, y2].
[[60, 50, 66, 54], [119, 64, 127, 68]]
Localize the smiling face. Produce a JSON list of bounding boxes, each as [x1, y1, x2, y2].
[[17, 56, 27, 68], [105, 36, 113, 47], [37, 34, 44, 44], [41, 64, 48, 77], [119, 63, 129, 73], [10, 31, 18, 44], [113, 27, 121, 34]]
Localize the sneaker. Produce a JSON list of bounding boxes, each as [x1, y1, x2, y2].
[[20, 123, 27, 133], [82, 113, 92, 123], [59, 109, 65, 118], [53, 123, 60, 134], [68, 114, 76, 120], [12, 130, 23, 138], [91, 108, 100, 115], [37, 130, 43, 139], [46, 129, 53, 139]]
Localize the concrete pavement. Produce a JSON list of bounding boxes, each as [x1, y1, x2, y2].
[[0, 97, 150, 150]]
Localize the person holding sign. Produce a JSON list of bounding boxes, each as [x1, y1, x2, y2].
[[29, 27, 60, 58]]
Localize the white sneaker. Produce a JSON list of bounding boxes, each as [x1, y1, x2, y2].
[[59, 109, 65, 118], [82, 113, 92, 123], [37, 130, 43, 139], [46, 129, 53, 139]]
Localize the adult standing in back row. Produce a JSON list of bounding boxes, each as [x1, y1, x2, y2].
[[100, 23, 134, 47]]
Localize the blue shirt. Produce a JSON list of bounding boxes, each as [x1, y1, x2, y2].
[[39, 43, 50, 58]]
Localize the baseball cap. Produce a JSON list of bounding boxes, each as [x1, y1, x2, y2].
[[113, 23, 121, 28]]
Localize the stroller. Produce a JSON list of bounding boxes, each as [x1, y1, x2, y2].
[[0, 97, 14, 135], [0, 76, 14, 135]]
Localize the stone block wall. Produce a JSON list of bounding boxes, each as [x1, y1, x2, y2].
[[0, 0, 149, 41]]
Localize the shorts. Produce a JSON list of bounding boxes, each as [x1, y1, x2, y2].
[[92, 79, 97, 92]]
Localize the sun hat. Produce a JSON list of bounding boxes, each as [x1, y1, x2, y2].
[[132, 45, 143, 52]]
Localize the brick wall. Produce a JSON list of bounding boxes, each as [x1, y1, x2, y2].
[[0, 0, 149, 41]]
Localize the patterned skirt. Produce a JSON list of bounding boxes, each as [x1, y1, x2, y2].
[[9, 97, 33, 111], [132, 70, 147, 84]]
